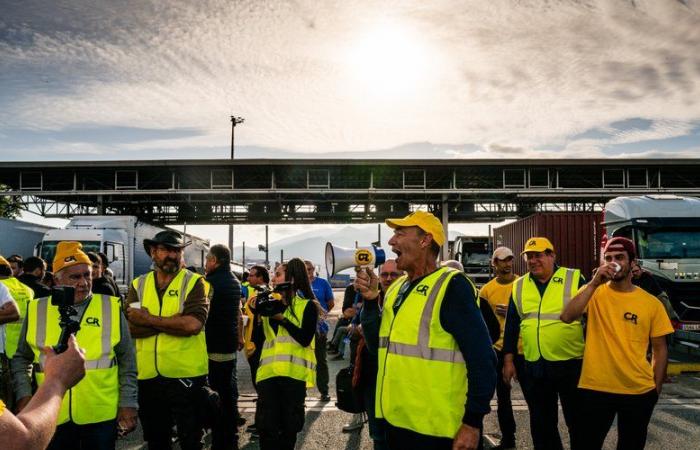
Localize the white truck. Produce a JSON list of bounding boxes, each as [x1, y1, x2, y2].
[[37, 216, 210, 293], [603, 195, 700, 351]]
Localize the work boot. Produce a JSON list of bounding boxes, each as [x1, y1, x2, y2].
[[342, 413, 364, 432]]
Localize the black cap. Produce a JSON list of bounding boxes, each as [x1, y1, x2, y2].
[[143, 230, 191, 254]]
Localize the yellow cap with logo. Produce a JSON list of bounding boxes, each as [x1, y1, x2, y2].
[[521, 237, 554, 255], [53, 241, 92, 273], [386, 211, 446, 246]]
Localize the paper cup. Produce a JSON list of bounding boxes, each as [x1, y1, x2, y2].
[[130, 302, 141, 309]]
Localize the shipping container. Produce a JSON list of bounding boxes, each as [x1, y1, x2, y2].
[[493, 212, 603, 279]]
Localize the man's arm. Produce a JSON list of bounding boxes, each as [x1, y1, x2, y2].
[[9, 317, 36, 411], [114, 310, 138, 434], [651, 336, 668, 394], [478, 299, 500, 345], [323, 279, 335, 311], [123, 285, 158, 338], [561, 264, 611, 323], [501, 297, 521, 386], [0, 300, 19, 324], [1, 335, 85, 450]]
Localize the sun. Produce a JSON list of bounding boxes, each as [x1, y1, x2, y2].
[[346, 22, 433, 98]]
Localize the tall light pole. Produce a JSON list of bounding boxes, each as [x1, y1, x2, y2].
[[230, 115, 245, 159]]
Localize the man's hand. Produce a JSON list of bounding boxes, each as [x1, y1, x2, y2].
[[591, 263, 617, 288], [495, 304, 508, 318], [42, 335, 86, 391], [502, 356, 517, 388], [270, 313, 285, 322], [453, 423, 480, 450], [354, 268, 379, 301], [126, 306, 152, 327], [117, 406, 138, 436]]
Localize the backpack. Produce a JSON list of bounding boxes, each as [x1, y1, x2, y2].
[[335, 365, 364, 413]]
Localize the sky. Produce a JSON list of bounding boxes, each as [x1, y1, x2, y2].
[[2, 0, 699, 254]]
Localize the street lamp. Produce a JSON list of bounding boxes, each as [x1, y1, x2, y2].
[[230, 115, 245, 159]]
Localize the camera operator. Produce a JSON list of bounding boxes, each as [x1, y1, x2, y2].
[[251, 258, 318, 450], [1, 335, 85, 450], [10, 241, 138, 450]]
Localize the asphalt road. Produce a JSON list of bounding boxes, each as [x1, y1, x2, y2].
[[117, 291, 700, 450]]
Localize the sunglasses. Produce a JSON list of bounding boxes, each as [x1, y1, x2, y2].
[[380, 271, 401, 278]]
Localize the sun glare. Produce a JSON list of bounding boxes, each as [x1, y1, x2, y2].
[[347, 22, 433, 98]]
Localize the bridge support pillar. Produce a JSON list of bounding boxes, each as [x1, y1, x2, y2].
[[441, 196, 449, 261]]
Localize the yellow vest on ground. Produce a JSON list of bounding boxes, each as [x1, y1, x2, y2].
[[26, 294, 121, 425], [376, 267, 475, 438], [1, 277, 34, 358], [132, 269, 208, 380], [256, 296, 316, 387], [512, 267, 584, 362]]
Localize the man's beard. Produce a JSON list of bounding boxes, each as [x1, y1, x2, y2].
[[156, 257, 179, 274]]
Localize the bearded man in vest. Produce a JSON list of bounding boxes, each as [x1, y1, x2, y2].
[[502, 237, 586, 450], [125, 230, 210, 450], [355, 211, 496, 450], [11, 241, 138, 450]]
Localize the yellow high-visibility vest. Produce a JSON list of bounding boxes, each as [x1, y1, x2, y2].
[[132, 269, 208, 380], [26, 294, 121, 425], [512, 267, 584, 362], [256, 296, 316, 387], [1, 277, 34, 358], [376, 267, 476, 438]]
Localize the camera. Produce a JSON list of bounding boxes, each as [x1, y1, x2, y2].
[[254, 282, 293, 317], [50, 286, 80, 354]]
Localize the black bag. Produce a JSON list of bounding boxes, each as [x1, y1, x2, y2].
[[335, 366, 364, 413]]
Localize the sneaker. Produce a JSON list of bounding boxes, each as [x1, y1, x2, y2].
[[320, 394, 331, 402], [342, 413, 364, 432]]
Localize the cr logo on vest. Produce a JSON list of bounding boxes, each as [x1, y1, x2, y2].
[[415, 285, 429, 295], [551, 277, 564, 284], [85, 317, 101, 327], [168, 289, 179, 297], [624, 312, 638, 325]]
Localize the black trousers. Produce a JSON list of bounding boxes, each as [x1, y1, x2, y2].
[[495, 351, 531, 445], [385, 422, 483, 450], [314, 332, 329, 396], [209, 359, 239, 450], [138, 376, 206, 450], [248, 345, 262, 389], [255, 376, 307, 450], [48, 420, 117, 450], [577, 388, 658, 450], [525, 359, 582, 450]]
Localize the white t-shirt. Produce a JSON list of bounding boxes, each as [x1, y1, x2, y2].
[[0, 282, 17, 354]]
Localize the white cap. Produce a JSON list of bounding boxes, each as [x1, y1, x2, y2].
[[492, 246, 514, 261]]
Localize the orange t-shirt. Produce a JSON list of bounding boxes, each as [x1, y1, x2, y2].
[[578, 283, 674, 394], [479, 277, 523, 353]]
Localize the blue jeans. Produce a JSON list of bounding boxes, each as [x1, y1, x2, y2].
[[48, 419, 117, 450]]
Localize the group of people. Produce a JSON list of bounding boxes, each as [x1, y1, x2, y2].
[[0, 209, 675, 450]]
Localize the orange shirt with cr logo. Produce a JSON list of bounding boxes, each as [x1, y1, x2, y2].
[[578, 283, 674, 395]]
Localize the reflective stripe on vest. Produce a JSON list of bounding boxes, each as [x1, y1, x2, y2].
[[1, 277, 34, 358], [132, 269, 208, 380], [27, 294, 120, 425], [256, 296, 317, 387], [512, 267, 584, 362], [376, 267, 471, 439]]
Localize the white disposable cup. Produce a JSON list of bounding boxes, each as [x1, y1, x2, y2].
[[611, 262, 621, 273], [130, 302, 141, 309], [242, 315, 249, 327]]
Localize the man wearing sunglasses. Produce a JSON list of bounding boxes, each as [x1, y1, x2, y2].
[[502, 238, 586, 450], [356, 211, 496, 450]]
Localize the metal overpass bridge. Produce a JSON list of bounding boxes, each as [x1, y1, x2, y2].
[[1, 158, 699, 225]]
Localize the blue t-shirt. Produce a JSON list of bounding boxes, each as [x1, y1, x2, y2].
[[311, 277, 334, 334]]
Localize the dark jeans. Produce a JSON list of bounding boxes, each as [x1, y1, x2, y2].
[[48, 419, 117, 450], [578, 388, 658, 450], [248, 345, 262, 389], [525, 359, 582, 450], [209, 358, 239, 450], [138, 376, 206, 450], [315, 331, 329, 396], [495, 351, 531, 445], [385, 422, 483, 450], [362, 377, 388, 450], [255, 376, 307, 450]]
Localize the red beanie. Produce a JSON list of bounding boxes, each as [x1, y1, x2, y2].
[[604, 237, 636, 260]]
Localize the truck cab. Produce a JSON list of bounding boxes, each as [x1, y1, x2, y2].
[[603, 195, 700, 334], [452, 236, 492, 287]]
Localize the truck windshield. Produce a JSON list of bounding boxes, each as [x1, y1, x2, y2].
[[460, 243, 491, 267], [41, 241, 101, 268], [637, 228, 700, 259]]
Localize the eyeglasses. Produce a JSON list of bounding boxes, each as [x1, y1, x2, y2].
[[380, 271, 401, 278]]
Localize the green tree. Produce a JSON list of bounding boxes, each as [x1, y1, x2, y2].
[[0, 184, 24, 218]]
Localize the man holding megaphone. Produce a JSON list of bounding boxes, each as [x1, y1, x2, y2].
[[354, 211, 497, 450]]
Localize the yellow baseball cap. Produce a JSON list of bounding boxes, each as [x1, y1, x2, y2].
[[0, 255, 9, 268], [53, 241, 91, 273], [521, 237, 554, 255], [386, 211, 446, 246]]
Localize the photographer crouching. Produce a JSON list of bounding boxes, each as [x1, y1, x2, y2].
[[10, 241, 138, 450], [250, 258, 319, 450]]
